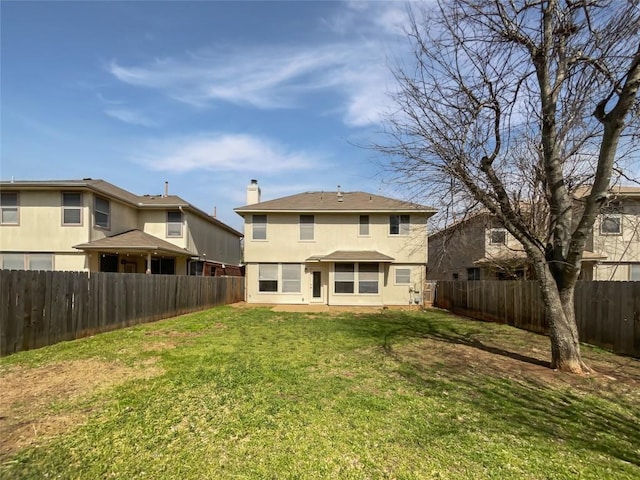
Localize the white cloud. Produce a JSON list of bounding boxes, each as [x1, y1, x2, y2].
[[105, 108, 158, 127], [131, 133, 322, 173], [105, 2, 416, 128]]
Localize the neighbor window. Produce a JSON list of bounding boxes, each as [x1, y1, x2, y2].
[[167, 210, 183, 237], [94, 196, 110, 229], [28, 253, 53, 271], [389, 215, 410, 235], [253, 214, 267, 240], [62, 192, 82, 225], [467, 267, 480, 281], [600, 214, 621, 235], [334, 263, 355, 294], [358, 263, 379, 294], [258, 264, 278, 292], [490, 228, 507, 245], [282, 264, 302, 293], [395, 267, 411, 285], [359, 215, 370, 236], [2, 253, 24, 270], [0, 192, 19, 225], [299, 215, 314, 241], [631, 264, 640, 281]]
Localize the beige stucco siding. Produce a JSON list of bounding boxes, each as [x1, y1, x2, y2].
[[0, 191, 92, 252], [186, 213, 242, 265], [244, 213, 427, 264]]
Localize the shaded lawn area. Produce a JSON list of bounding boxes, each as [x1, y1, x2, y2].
[[1, 306, 638, 479]]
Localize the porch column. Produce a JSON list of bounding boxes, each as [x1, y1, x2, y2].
[[146, 253, 152, 274]]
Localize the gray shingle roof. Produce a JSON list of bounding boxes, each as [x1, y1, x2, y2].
[[235, 191, 436, 214], [73, 229, 195, 257]]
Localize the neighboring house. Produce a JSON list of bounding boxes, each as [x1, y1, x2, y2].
[[234, 180, 437, 306], [428, 186, 640, 281], [0, 179, 243, 275]]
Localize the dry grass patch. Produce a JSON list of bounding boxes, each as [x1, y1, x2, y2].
[[0, 358, 163, 460]]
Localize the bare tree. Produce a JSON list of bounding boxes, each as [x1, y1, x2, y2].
[[379, 0, 640, 373]]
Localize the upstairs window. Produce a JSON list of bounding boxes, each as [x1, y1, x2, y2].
[[389, 215, 410, 235], [167, 210, 183, 237], [94, 196, 110, 229], [489, 228, 507, 245], [299, 215, 314, 241], [0, 192, 19, 225], [359, 215, 370, 236], [600, 214, 621, 235], [253, 214, 267, 240], [62, 192, 82, 225]]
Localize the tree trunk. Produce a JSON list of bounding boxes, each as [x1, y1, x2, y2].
[[536, 267, 591, 374]]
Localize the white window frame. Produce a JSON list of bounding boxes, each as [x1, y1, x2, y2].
[[0, 192, 19, 225], [395, 267, 411, 285], [258, 263, 278, 292], [94, 196, 110, 229], [600, 214, 622, 235], [489, 228, 507, 245], [299, 215, 314, 241], [282, 264, 302, 293], [389, 215, 410, 236], [358, 263, 379, 294], [252, 214, 267, 240], [359, 215, 370, 236], [167, 210, 183, 237], [62, 192, 83, 226], [334, 263, 355, 294]]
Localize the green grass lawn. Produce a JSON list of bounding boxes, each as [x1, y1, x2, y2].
[[1, 306, 638, 479]]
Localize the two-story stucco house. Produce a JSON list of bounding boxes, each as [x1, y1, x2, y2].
[[0, 179, 242, 275], [234, 180, 437, 306], [428, 186, 640, 281]]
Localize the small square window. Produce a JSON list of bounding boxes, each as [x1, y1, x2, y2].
[[490, 228, 507, 245], [600, 214, 621, 235], [390, 215, 410, 235], [395, 268, 411, 285], [467, 267, 480, 281]]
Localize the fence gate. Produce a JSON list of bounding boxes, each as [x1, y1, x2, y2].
[[423, 281, 437, 304]]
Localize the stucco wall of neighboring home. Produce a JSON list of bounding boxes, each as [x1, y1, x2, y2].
[[0, 190, 93, 252], [428, 217, 487, 280], [185, 213, 242, 265], [243, 212, 427, 264], [244, 262, 426, 306], [138, 210, 187, 248], [591, 199, 640, 280]]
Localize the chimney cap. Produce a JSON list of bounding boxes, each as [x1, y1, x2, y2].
[[250, 179, 258, 185]]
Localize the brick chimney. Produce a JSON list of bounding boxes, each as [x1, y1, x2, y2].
[[246, 179, 261, 205]]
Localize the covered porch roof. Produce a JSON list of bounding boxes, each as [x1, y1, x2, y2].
[[73, 229, 196, 258], [473, 250, 607, 267], [306, 250, 395, 263]]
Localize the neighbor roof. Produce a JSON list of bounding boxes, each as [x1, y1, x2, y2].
[[0, 178, 242, 237], [74, 229, 195, 257], [235, 191, 436, 214]]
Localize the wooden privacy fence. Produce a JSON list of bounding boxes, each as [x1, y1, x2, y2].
[[434, 280, 640, 357], [0, 270, 245, 356]]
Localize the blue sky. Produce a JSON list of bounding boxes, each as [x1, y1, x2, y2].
[[1, 1, 413, 230]]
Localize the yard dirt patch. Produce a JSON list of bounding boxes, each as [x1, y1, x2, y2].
[[0, 358, 164, 461]]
